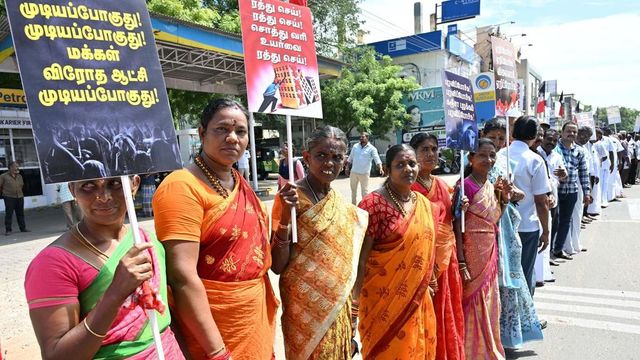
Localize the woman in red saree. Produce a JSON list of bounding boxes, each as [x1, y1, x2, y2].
[[453, 139, 511, 360], [354, 144, 437, 359], [271, 126, 368, 360], [25, 177, 184, 360], [153, 99, 298, 360], [410, 133, 466, 360]]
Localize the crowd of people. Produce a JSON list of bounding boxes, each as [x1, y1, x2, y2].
[[22, 97, 636, 360]]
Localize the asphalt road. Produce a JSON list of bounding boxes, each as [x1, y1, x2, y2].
[[1, 175, 639, 359]]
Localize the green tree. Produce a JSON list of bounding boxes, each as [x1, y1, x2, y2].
[[147, 0, 241, 33], [595, 106, 639, 132], [320, 47, 419, 137], [308, 0, 363, 56]]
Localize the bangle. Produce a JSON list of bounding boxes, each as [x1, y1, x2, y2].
[[206, 345, 226, 359], [83, 318, 106, 338], [207, 348, 231, 360]]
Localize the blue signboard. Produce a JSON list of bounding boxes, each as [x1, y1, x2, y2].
[[448, 24, 458, 35], [441, 0, 481, 23], [446, 34, 476, 63], [369, 31, 442, 57]]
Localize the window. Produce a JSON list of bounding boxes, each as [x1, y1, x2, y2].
[[12, 129, 39, 168]]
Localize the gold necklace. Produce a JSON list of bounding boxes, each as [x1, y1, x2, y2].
[[417, 175, 433, 192], [195, 155, 235, 199], [385, 182, 415, 217], [74, 223, 110, 260]]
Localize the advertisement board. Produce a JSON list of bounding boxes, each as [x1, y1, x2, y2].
[[441, 0, 481, 23], [239, 0, 322, 118], [443, 70, 477, 152], [0, 88, 26, 107], [369, 31, 442, 57], [446, 34, 475, 63], [399, 87, 445, 146], [6, 0, 181, 183], [491, 36, 518, 117], [472, 72, 496, 125]]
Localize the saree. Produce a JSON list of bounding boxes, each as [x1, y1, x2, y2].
[[78, 230, 183, 360], [489, 154, 544, 349], [458, 177, 505, 360], [154, 170, 278, 360], [412, 177, 465, 360], [273, 190, 368, 360], [358, 192, 437, 359]]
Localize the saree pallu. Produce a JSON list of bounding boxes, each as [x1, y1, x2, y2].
[[412, 178, 465, 360], [359, 194, 437, 359], [274, 190, 368, 360], [180, 175, 279, 360], [459, 178, 505, 360], [79, 230, 183, 360]]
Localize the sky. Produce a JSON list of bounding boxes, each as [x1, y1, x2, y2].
[[359, 0, 640, 110]]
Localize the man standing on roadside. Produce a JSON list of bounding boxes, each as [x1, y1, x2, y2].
[[346, 133, 383, 204], [0, 162, 29, 235], [553, 123, 592, 260], [506, 116, 552, 295]]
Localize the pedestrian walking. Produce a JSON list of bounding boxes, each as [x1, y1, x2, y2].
[[57, 182, 82, 229], [345, 133, 383, 204], [271, 126, 368, 360], [0, 161, 29, 235], [238, 149, 251, 181], [355, 145, 437, 359]]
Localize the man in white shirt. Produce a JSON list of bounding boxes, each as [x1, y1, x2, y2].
[[238, 149, 251, 181], [537, 129, 567, 269], [587, 130, 607, 216], [346, 133, 383, 204], [505, 116, 552, 295]]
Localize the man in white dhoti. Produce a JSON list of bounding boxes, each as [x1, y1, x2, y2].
[[587, 130, 606, 216], [598, 129, 613, 208]]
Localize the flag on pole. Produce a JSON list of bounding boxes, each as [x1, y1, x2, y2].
[[536, 81, 546, 114], [558, 91, 565, 118]]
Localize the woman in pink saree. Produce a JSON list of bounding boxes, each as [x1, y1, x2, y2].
[[454, 139, 511, 360]]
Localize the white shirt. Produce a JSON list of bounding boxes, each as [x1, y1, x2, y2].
[[505, 141, 552, 232], [538, 146, 566, 204], [238, 150, 250, 168], [348, 142, 382, 174]]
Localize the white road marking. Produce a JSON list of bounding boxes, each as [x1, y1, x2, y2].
[[538, 285, 640, 300], [535, 293, 640, 309], [627, 199, 640, 220], [535, 302, 640, 321], [539, 315, 640, 335]]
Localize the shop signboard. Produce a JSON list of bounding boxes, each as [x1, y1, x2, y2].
[[369, 31, 442, 57], [441, 0, 481, 23], [5, 0, 181, 183], [491, 36, 519, 117], [442, 70, 477, 152], [0, 88, 27, 107], [399, 87, 446, 146], [239, 0, 322, 118], [471, 72, 496, 126]]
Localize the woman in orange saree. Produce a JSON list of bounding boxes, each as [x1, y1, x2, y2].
[[153, 99, 298, 360], [454, 139, 511, 360], [410, 133, 466, 360], [271, 126, 368, 360], [354, 144, 437, 359]]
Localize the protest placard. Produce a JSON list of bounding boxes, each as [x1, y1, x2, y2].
[[491, 36, 518, 117], [239, 0, 322, 118], [443, 70, 477, 152], [5, 0, 181, 183]]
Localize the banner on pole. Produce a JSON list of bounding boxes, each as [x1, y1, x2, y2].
[[239, 0, 322, 118], [491, 36, 518, 117], [443, 70, 477, 152], [5, 0, 181, 183], [471, 72, 496, 126], [606, 106, 621, 125], [576, 112, 596, 140], [634, 115, 640, 133]]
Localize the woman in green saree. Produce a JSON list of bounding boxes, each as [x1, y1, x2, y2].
[[24, 176, 184, 360]]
